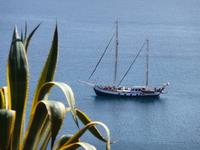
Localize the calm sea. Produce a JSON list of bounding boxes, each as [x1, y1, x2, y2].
[[1, 0, 200, 149]]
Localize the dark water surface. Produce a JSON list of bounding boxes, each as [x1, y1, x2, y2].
[[1, 0, 200, 149]]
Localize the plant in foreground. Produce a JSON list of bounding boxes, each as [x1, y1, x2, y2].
[[0, 23, 110, 150]]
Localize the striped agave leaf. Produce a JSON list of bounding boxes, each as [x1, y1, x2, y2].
[[58, 142, 97, 150], [0, 109, 16, 149], [22, 22, 41, 52], [39, 121, 51, 150], [53, 134, 76, 150], [35, 81, 78, 126], [60, 121, 111, 150], [53, 135, 96, 150], [7, 27, 29, 149], [24, 81, 78, 149], [23, 100, 66, 149], [25, 25, 59, 145], [40, 108, 72, 150], [0, 23, 111, 150], [76, 108, 109, 143], [31, 24, 58, 112]]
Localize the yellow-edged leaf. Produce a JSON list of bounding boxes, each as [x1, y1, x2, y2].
[[48, 100, 66, 148], [23, 100, 66, 149], [63, 121, 110, 150], [40, 107, 72, 150], [53, 132, 81, 150], [25, 81, 78, 149], [7, 27, 29, 149], [0, 87, 10, 109], [26, 25, 59, 148], [59, 142, 96, 150], [53, 135, 73, 150], [31, 24, 58, 112], [23, 22, 41, 52], [0, 89, 3, 109], [0, 109, 16, 149], [35, 81, 78, 126], [76, 108, 108, 143], [39, 126, 51, 150]]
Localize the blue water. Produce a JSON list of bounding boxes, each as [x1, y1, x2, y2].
[[1, 0, 200, 149]]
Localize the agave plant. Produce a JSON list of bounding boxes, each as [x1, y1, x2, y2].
[[0, 23, 111, 150]]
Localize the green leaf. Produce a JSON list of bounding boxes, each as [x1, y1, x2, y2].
[[59, 142, 96, 150], [37, 82, 78, 127], [23, 23, 41, 52], [76, 108, 108, 143], [7, 26, 29, 149], [26, 25, 59, 147], [49, 100, 66, 148], [40, 108, 72, 150], [0, 90, 3, 109], [53, 135, 73, 150], [0, 87, 10, 109], [39, 126, 51, 150], [31, 24, 58, 111], [23, 100, 66, 149], [25, 81, 78, 149], [0, 109, 16, 149], [63, 121, 111, 150]]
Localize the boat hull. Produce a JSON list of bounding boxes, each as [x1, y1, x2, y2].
[[94, 86, 161, 98]]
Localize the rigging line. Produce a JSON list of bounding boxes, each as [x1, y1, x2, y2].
[[88, 32, 115, 80], [96, 41, 114, 83], [117, 41, 146, 86]]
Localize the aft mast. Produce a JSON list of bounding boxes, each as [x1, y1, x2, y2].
[[91, 24, 169, 98], [113, 20, 119, 86], [145, 39, 149, 87]]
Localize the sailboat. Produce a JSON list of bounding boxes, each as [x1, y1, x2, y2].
[[85, 21, 169, 98]]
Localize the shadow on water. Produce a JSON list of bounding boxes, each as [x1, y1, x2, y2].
[[92, 95, 165, 104]]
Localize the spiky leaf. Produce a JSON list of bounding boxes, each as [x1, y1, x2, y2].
[[40, 108, 72, 150], [37, 82, 78, 126], [23, 100, 66, 149], [59, 142, 96, 150], [76, 108, 108, 143], [26, 81, 78, 149], [23, 23, 41, 52], [63, 121, 110, 150], [53, 135, 73, 150], [7, 27, 29, 149], [31, 24, 58, 112]]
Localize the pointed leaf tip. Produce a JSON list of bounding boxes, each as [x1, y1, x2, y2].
[[12, 26, 20, 41], [24, 22, 41, 52], [54, 24, 58, 42]]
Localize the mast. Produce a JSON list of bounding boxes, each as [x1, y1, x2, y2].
[[113, 20, 119, 86], [145, 39, 149, 87]]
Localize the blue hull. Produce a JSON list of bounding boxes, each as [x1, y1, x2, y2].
[[94, 87, 160, 98]]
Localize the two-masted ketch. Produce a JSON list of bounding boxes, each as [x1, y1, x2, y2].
[[82, 21, 169, 98]]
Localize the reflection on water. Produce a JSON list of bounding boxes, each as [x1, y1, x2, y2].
[[91, 95, 170, 149], [94, 95, 161, 103]]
